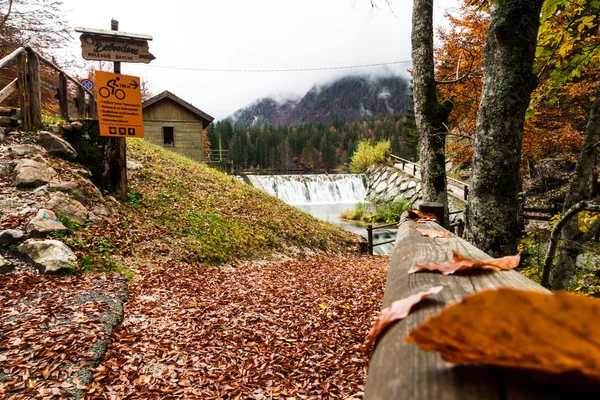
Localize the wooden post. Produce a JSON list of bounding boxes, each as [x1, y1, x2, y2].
[[464, 185, 469, 201], [111, 19, 128, 201], [26, 49, 42, 128], [413, 164, 416, 175], [419, 202, 445, 226], [58, 73, 68, 120], [77, 86, 85, 117], [367, 224, 374, 256], [16, 52, 31, 131]]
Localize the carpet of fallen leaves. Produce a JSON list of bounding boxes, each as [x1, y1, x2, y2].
[[87, 253, 389, 399], [0, 273, 127, 399]]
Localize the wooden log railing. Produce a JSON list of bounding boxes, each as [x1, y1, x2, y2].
[[0, 46, 97, 129], [364, 217, 559, 399], [390, 154, 470, 201]]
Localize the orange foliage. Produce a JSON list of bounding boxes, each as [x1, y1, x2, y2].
[[406, 288, 600, 381]]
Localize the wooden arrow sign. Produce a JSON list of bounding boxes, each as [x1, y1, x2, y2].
[[79, 33, 155, 64]]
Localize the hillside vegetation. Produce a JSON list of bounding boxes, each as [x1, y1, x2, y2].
[[70, 139, 360, 274]]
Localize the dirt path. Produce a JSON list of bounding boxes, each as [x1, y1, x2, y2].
[[88, 253, 389, 399]]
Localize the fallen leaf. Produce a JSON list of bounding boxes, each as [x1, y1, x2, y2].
[[416, 228, 453, 239], [406, 288, 600, 381], [405, 209, 439, 222], [366, 286, 443, 349], [408, 250, 520, 275]]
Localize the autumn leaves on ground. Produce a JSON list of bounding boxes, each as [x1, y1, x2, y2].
[[2, 140, 390, 399]]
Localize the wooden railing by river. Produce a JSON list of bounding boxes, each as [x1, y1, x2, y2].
[[363, 214, 574, 399]]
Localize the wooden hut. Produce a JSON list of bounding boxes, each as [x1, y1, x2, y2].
[[142, 91, 214, 163]]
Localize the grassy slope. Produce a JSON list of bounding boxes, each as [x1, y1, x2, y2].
[[73, 139, 360, 272]]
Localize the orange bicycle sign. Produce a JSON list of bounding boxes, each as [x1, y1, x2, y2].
[[96, 70, 144, 138]]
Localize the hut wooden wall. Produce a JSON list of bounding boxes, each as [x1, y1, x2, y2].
[[142, 99, 205, 163]]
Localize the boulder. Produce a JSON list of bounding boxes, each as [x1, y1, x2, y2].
[[45, 192, 89, 224], [32, 154, 47, 164], [17, 239, 77, 274], [0, 126, 5, 142], [37, 131, 78, 160], [0, 116, 10, 126], [49, 179, 103, 204], [12, 159, 56, 188], [0, 107, 11, 116], [8, 144, 47, 157], [0, 254, 12, 273], [0, 162, 12, 178], [0, 229, 25, 245], [92, 204, 112, 218], [71, 121, 83, 130], [26, 209, 68, 236], [127, 160, 143, 171]]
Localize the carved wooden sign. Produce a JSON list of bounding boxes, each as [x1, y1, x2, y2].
[[79, 33, 155, 64]]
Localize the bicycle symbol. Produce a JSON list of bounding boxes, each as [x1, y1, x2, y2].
[[98, 76, 126, 100]]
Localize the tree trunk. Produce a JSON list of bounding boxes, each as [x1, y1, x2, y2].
[[465, 0, 544, 257], [411, 0, 448, 213], [551, 81, 600, 290]]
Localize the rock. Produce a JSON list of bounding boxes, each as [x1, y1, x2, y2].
[[0, 254, 13, 273], [8, 144, 47, 157], [37, 131, 78, 160], [49, 123, 61, 133], [92, 204, 112, 217], [26, 209, 68, 236], [408, 181, 417, 189], [0, 126, 5, 142], [0, 107, 11, 116], [49, 179, 103, 204], [61, 123, 73, 132], [17, 239, 77, 274], [0, 162, 12, 178], [127, 160, 143, 171], [0, 229, 25, 245], [400, 181, 409, 191], [71, 121, 83, 130], [32, 154, 47, 163], [74, 167, 93, 179], [13, 159, 56, 188], [0, 116, 10, 126], [45, 192, 89, 224]]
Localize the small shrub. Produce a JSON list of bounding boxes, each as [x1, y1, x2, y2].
[[349, 140, 391, 173]]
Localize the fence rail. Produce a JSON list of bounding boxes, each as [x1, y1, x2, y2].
[[0, 46, 96, 129], [365, 222, 398, 255], [390, 154, 470, 201]]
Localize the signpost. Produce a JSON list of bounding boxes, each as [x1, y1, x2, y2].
[[76, 20, 153, 200], [80, 78, 94, 91], [96, 70, 144, 138]]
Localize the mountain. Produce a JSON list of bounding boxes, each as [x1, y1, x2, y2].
[[229, 75, 410, 127]]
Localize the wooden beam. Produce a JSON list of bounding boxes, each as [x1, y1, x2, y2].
[[16, 52, 31, 131], [364, 218, 554, 399], [26, 49, 42, 128], [77, 85, 85, 117], [0, 78, 18, 104], [58, 73, 68, 120], [0, 47, 25, 69], [75, 26, 153, 40], [27, 47, 94, 96]]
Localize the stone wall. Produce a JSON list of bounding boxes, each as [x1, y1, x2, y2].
[[364, 164, 421, 206]]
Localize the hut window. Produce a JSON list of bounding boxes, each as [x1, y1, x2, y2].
[[163, 127, 174, 145]]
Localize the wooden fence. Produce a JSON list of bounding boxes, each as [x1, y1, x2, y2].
[[0, 46, 96, 130], [390, 154, 470, 201], [363, 216, 567, 399]]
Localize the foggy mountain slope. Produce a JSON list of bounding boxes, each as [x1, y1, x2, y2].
[[229, 75, 410, 127]]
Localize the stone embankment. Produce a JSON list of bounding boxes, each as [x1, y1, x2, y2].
[[364, 164, 422, 206]]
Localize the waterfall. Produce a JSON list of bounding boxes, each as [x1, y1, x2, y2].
[[255, 174, 366, 205]]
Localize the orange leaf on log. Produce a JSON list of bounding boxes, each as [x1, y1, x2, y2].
[[406, 288, 600, 381], [408, 250, 520, 275], [416, 228, 453, 239], [366, 286, 443, 349], [405, 209, 439, 222]]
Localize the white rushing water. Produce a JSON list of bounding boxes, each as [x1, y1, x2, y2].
[[255, 174, 366, 205]]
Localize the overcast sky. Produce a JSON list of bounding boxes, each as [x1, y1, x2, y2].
[[61, 0, 457, 120]]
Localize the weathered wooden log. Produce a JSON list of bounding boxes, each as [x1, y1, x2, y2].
[[77, 85, 85, 117], [0, 78, 18, 104], [364, 218, 566, 399], [58, 73, 68, 120], [16, 52, 31, 131], [26, 48, 42, 128]]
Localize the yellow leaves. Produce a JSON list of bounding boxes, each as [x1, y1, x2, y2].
[[319, 303, 328, 309]]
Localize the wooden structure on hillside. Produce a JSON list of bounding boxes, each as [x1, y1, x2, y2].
[[364, 213, 599, 399], [142, 91, 214, 163]]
